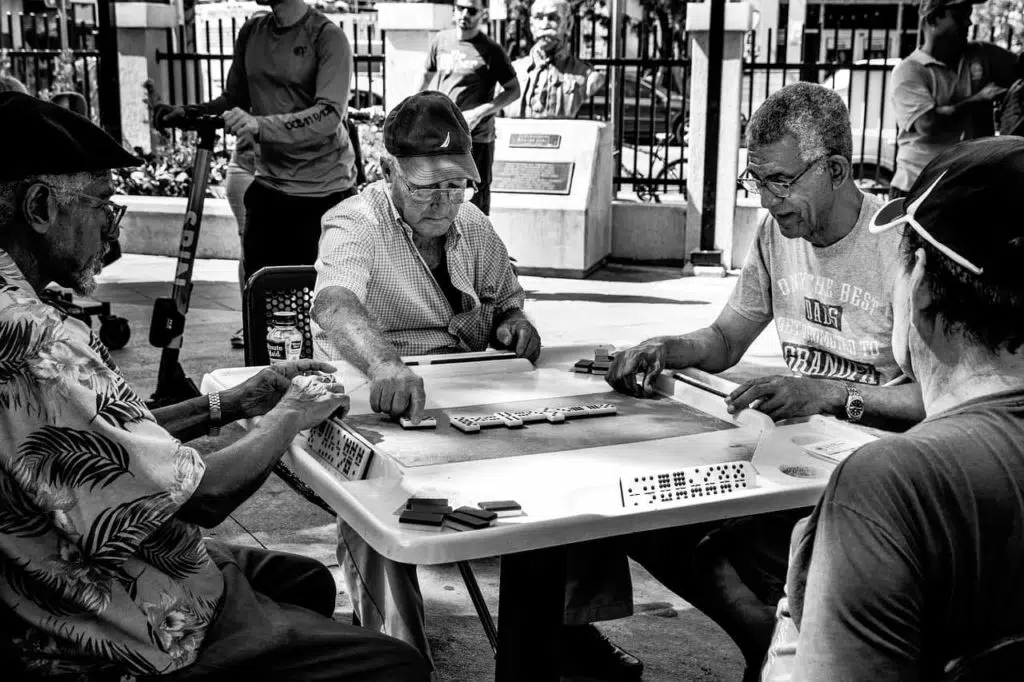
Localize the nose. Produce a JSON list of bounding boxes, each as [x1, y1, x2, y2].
[[759, 190, 783, 210]]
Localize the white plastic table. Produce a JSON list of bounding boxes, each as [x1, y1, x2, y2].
[[201, 344, 875, 680]]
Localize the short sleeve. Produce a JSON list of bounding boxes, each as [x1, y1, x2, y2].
[[489, 40, 517, 87], [725, 215, 775, 325], [314, 208, 375, 302], [892, 60, 936, 133]]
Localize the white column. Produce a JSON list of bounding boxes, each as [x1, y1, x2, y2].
[[375, 2, 453, 112], [752, 0, 779, 61], [786, 0, 807, 62], [685, 2, 755, 272]]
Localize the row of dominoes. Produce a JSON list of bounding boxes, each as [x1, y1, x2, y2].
[[306, 418, 375, 481], [399, 497, 523, 532], [619, 461, 757, 508], [449, 403, 618, 433]]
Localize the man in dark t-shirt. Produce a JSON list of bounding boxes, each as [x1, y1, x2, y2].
[[773, 137, 1024, 680], [421, 0, 520, 214]]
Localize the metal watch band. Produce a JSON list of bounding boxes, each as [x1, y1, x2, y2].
[[844, 382, 865, 423], [208, 392, 223, 436]]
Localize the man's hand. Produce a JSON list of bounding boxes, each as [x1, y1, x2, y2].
[[223, 107, 259, 138], [605, 341, 668, 397], [222, 360, 341, 421], [976, 82, 1008, 102], [726, 375, 845, 421], [152, 104, 186, 131], [368, 361, 426, 422], [272, 373, 351, 431], [495, 318, 542, 363], [462, 105, 488, 132]]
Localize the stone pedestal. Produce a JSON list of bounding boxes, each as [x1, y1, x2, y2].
[[375, 2, 452, 111], [685, 2, 754, 273], [116, 2, 179, 152]]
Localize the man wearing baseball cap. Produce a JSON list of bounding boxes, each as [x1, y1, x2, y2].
[[774, 136, 1024, 680], [0, 91, 427, 681], [311, 91, 643, 680], [889, 0, 1021, 196]]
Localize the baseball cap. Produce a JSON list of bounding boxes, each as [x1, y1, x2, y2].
[[383, 91, 481, 185], [919, 0, 984, 19], [869, 136, 1024, 282], [0, 91, 140, 182]]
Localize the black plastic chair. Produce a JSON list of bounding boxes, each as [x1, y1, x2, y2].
[[241, 265, 499, 653], [942, 633, 1024, 681]]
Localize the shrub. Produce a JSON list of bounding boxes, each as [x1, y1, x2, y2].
[[113, 134, 231, 198]]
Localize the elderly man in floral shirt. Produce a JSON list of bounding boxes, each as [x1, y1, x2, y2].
[[0, 92, 428, 681]]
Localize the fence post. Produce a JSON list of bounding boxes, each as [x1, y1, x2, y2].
[[95, 0, 123, 143], [685, 0, 754, 274]]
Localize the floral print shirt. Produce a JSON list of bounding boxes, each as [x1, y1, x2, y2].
[[0, 250, 224, 678]]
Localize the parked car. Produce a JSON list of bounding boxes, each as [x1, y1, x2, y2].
[[576, 71, 685, 146], [821, 58, 899, 192]]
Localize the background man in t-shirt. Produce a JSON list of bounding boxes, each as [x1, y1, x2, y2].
[[608, 82, 925, 682], [890, 0, 1021, 196], [783, 136, 1024, 681], [420, 0, 521, 215]]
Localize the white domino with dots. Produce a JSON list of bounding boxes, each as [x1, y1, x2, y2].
[[399, 417, 437, 430], [448, 404, 616, 434], [619, 461, 756, 508], [307, 418, 375, 481]]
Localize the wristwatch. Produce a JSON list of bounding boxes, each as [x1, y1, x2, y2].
[[208, 392, 223, 437], [844, 383, 865, 423]]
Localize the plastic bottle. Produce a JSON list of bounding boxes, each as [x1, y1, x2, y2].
[[266, 311, 303, 364]]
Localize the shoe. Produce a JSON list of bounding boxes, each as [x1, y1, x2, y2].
[[560, 624, 644, 681], [230, 328, 245, 349]]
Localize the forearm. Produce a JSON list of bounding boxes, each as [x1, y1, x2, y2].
[[420, 71, 435, 91], [257, 101, 343, 144], [312, 287, 403, 374], [481, 82, 521, 116], [151, 396, 214, 443], [654, 325, 740, 374], [177, 409, 300, 527], [850, 381, 925, 429]]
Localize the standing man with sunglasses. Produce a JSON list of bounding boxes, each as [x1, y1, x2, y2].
[[420, 0, 520, 215], [609, 82, 924, 682], [890, 0, 1020, 198]]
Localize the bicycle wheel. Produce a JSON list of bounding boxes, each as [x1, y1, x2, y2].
[[655, 159, 685, 199]]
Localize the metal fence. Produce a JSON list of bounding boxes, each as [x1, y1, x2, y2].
[[1, 12, 101, 121]]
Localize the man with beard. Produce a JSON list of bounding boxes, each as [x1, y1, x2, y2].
[[608, 82, 924, 682], [890, 0, 1020, 197], [420, 0, 520, 215], [507, 0, 604, 119], [0, 92, 427, 682], [154, 0, 356, 348], [779, 136, 1024, 680]]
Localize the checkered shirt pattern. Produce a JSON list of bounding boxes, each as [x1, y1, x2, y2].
[[312, 180, 526, 360]]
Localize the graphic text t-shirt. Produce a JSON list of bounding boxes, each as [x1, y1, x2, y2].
[[727, 192, 902, 386]]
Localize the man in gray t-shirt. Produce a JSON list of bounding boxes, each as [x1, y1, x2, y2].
[[610, 83, 924, 682]]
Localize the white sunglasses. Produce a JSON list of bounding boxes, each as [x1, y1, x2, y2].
[[869, 170, 984, 276]]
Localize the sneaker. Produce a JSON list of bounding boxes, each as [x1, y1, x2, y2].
[[560, 624, 644, 681], [230, 328, 245, 349]]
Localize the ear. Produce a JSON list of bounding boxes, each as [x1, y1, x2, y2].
[[909, 247, 936, 334], [380, 156, 396, 181], [827, 155, 851, 188], [22, 183, 59, 235]]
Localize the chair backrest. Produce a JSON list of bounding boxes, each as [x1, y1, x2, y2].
[[942, 633, 1024, 681], [242, 265, 318, 366]]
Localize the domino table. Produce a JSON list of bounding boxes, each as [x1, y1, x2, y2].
[[201, 344, 877, 681]]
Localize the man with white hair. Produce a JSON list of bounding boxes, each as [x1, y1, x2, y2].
[[312, 91, 644, 681], [610, 82, 924, 681]]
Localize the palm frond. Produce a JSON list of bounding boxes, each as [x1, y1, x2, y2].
[[94, 382, 150, 431], [138, 521, 208, 581], [82, 493, 175, 566], [0, 317, 40, 385], [16, 426, 131, 492], [70, 626, 163, 676], [0, 553, 90, 617], [0, 463, 49, 537]]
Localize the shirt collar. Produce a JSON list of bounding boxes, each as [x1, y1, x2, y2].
[[373, 180, 464, 246], [0, 248, 39, 299], [907, 48, 949, 68]]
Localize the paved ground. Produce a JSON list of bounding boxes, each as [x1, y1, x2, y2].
[[91, 255, 788, 682]]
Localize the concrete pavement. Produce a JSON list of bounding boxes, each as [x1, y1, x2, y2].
[[93, 255, 788, 681]]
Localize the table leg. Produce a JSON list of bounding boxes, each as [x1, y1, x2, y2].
[[495, 545, 567, 682]]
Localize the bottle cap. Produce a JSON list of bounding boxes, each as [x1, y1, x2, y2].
[[272, 311, 298, 325]]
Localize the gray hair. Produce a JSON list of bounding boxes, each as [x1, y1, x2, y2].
[[0, 75, 28, 94], [0, 172, 98, 227], [746, 82, 853, 163]]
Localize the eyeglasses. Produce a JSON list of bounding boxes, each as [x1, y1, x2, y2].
[[75, 191, 127, 239], [396, 175, 475, 204], [455, 4, 480, 16], [737, 156, 827, 198], [870, 171, 984, 276]]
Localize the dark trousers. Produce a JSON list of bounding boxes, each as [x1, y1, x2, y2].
[[241, 181, 357, 285], [159, 542, 429, 682], [470, 140, 495, 216]]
